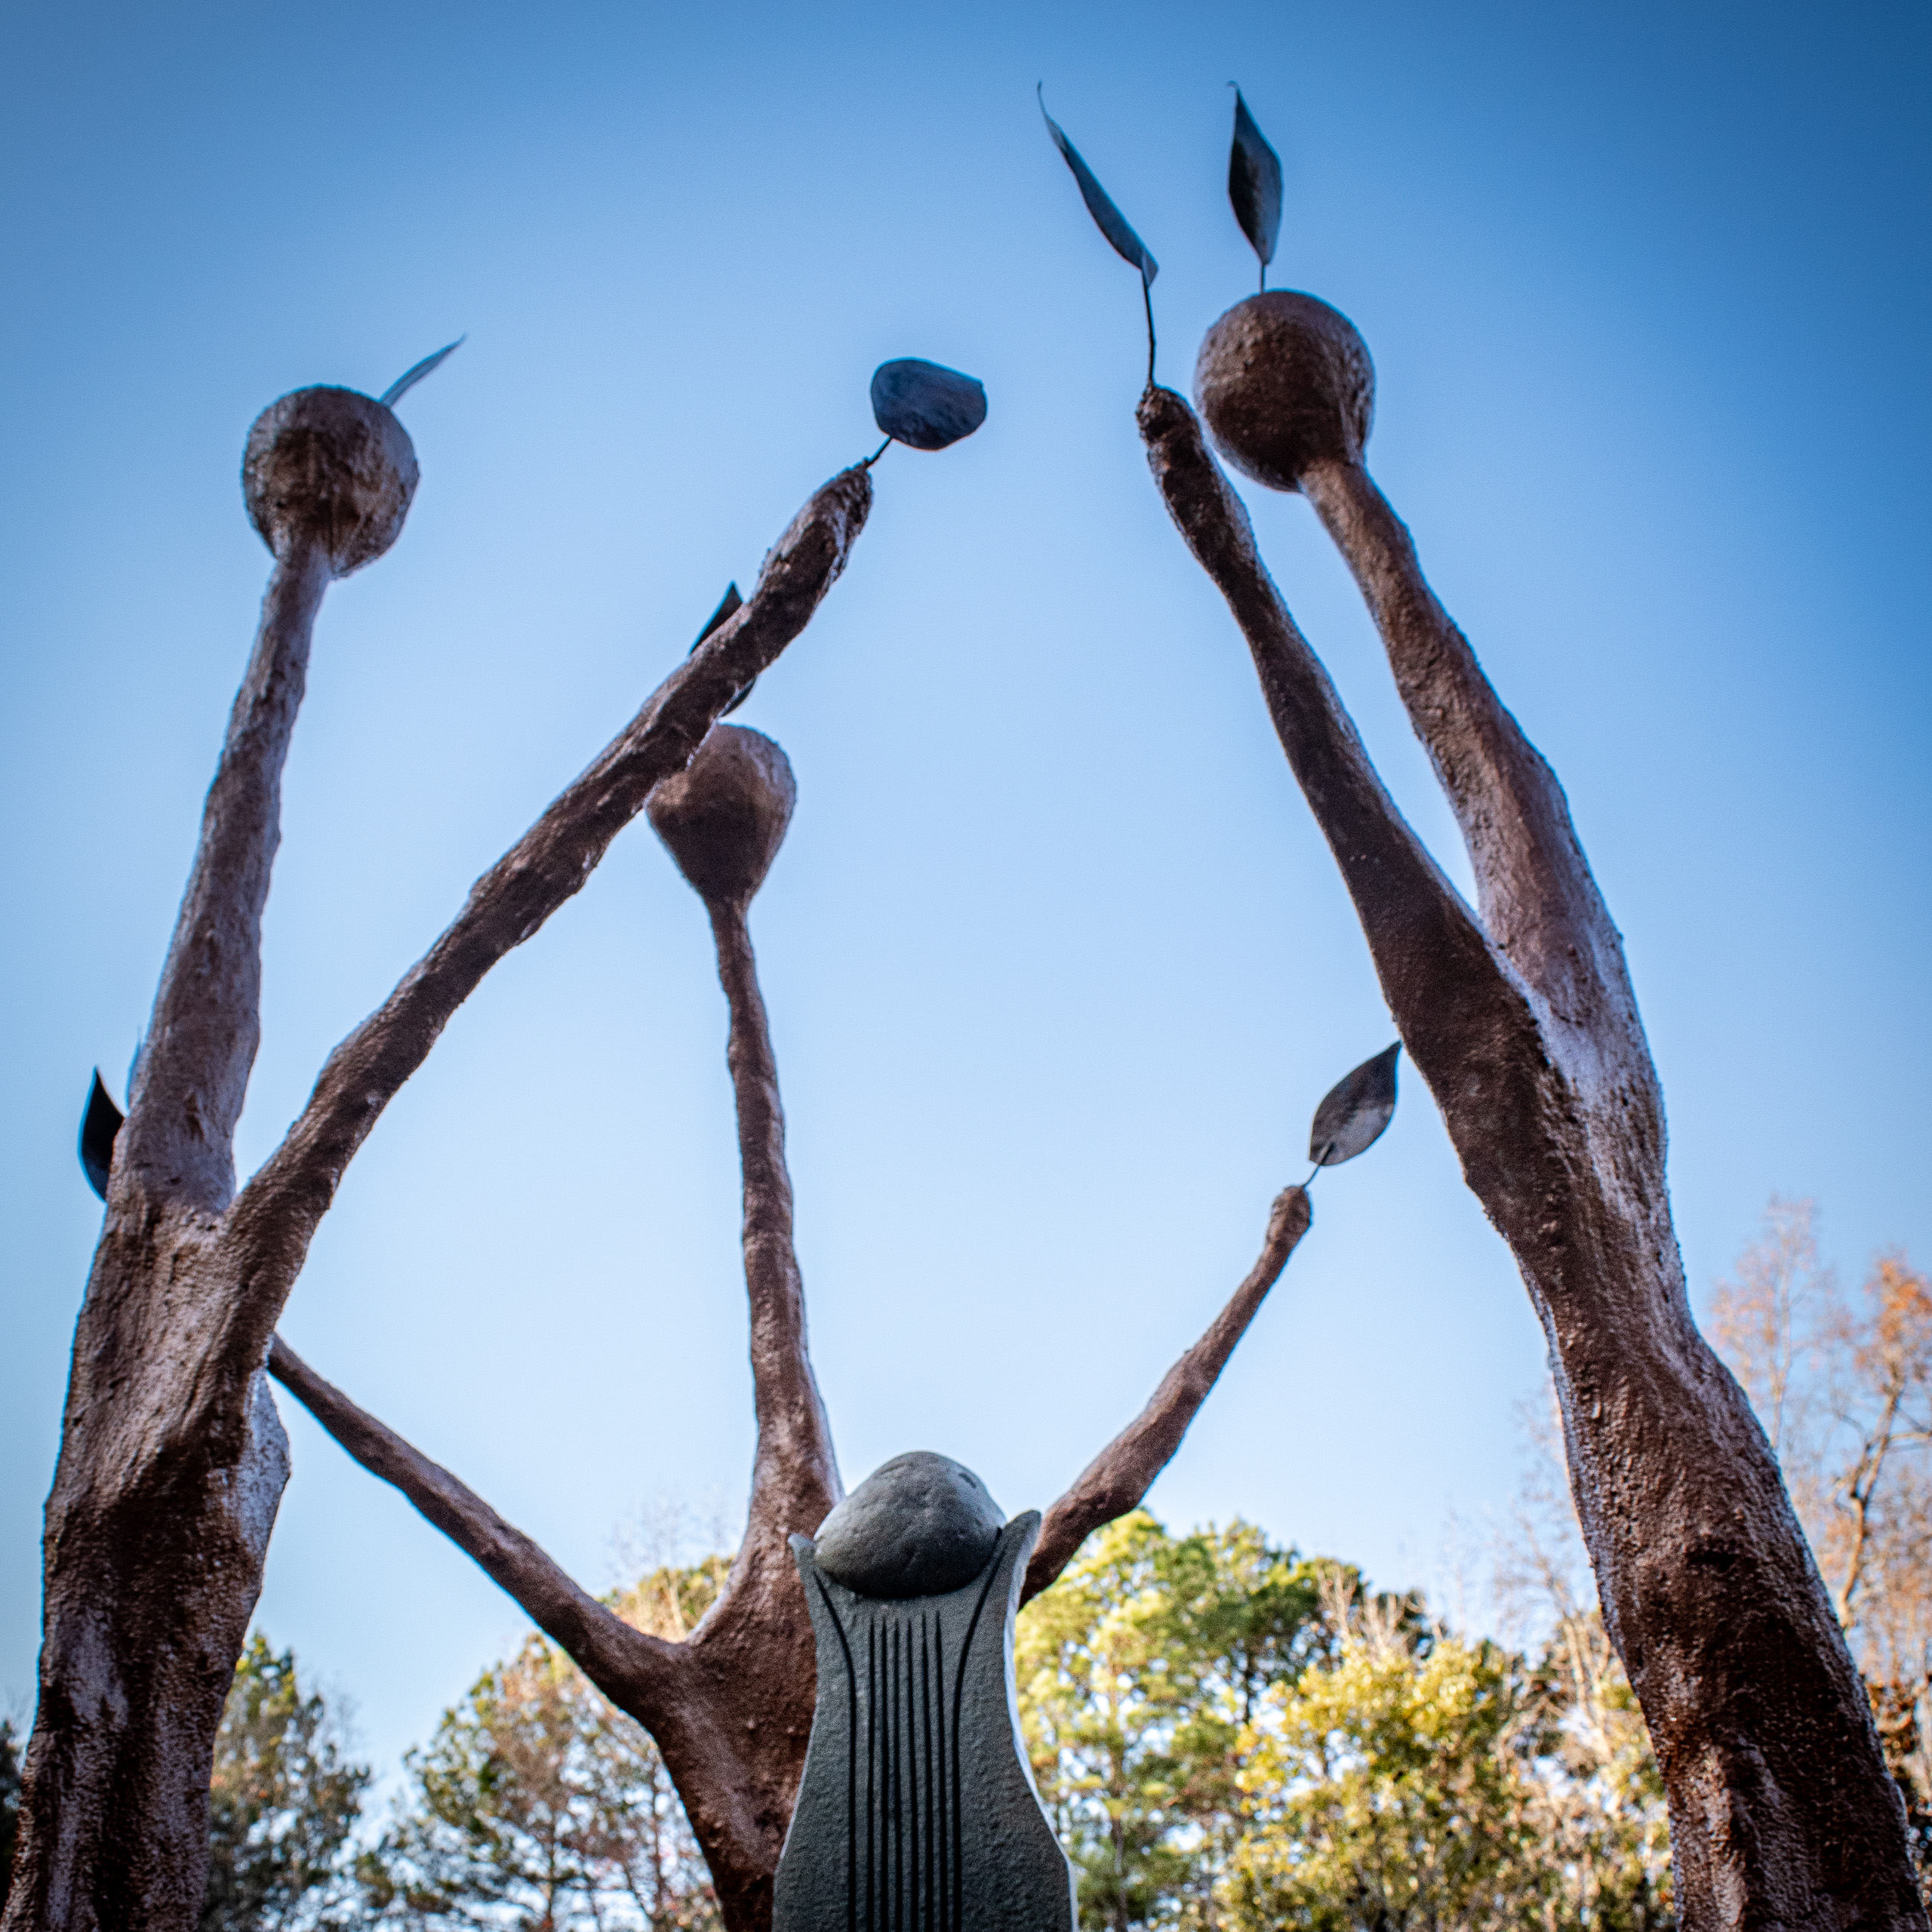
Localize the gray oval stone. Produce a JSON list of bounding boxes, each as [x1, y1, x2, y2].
[[813, 1452, 1004, 1600]]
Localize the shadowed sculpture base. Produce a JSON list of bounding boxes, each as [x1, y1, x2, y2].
[[776, 1514, 1074, 1932]]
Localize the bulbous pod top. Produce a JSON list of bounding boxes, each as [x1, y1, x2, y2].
[[242, 386, 420, 576], [1192, 291, 1374, 493], [647, 724, 796, 908]]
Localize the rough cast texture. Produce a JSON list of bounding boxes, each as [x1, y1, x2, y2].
[[648, 726, 798, 908], [6, 456, 874, 1932], [774, 1516, 1075, 1932], [813, 1452, 1005, 1600], [1192, 293, 1373, 494], [242, 386, 419, 576], [1138, 349, 1925, 1928], [271, 743, 1312, 1930]]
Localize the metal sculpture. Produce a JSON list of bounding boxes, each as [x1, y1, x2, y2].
[[1039, 81, 1926, 1930], [9, 346, 957, 1932]]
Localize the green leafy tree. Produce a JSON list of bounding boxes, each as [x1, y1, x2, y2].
[[1020, 1512, 1673, 1932], [202, 1635, 369, 1932], [1229, 1580, 1542, 1930], [1015, 1512, 1326, 1932], [361, 1558, 726, 1931]]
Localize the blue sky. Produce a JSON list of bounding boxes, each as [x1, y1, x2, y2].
[[2, 0, 1927, 1781]]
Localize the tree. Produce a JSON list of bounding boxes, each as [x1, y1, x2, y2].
[[1014, 1508, 1673, 1930], [1707, 1201, 1932, 1896], [361, 1555, 725, 1932], [1016, 1512, 1327, 1932], [202, 1637, 368, 1932], [1491, 1429, 1675, 1930], [360, 1640, 715, 1932], [1229, 1586, 1543, 1931]]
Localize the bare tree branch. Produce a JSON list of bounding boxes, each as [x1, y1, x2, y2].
[[1297, 456, 1651, 1071], [220, 468, 873, 1372], [708, 900, 841, 1573], [1021, 1183, 1312, 1604], [267, 1335, 682, 1720], [121, 544, 330, 1214]]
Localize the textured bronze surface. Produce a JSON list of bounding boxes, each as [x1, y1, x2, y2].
[[1138, 363, 1926, 1927], [5, 429, 872, 1932], [1192, 293, 1372, 493], [649, 726, 798, 908], [242, 386, 418, 575], [17, 359, 1328, 1932]]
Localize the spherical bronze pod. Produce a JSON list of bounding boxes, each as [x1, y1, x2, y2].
[[1192, 291, 1374, 492], [242, 386, 419, 576]]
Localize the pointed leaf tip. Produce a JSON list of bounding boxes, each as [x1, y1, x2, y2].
[[1308, 1043, 1400, 1167], [869, 359, 987, 452], [79, 1070, 124, 1201], [1229, 88, 1283, 272], [1038, 87, 1158, 285], [688, 583, 755, 716], [379, 336, 466, 410]]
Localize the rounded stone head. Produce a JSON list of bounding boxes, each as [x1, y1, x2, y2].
[[647, 724, 796, 909], [243, 386, 420, 576], [1192, 291, 1375, 493], [813, 1452, 1005, 1600]]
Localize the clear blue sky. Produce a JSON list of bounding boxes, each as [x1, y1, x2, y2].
[[3, 0, 1927, 1782]]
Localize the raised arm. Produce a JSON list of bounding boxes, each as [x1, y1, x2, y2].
[[1136, 386, 1553, 1189], [1297, 456, 1647, 1064], [267, 1336, 681, 1721], [122, 391, 417, 1213], [1165, 288, 1920, 1921], [220, 466, 872, 1374], [645, 726, 842, 1582], [1023, 1183, 1310, 1603]]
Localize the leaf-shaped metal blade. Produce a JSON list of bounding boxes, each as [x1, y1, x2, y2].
[[79, 1069, 124, 1201], [1309, 1043, 1400, 1167], [869, 359, 989, 453], [687, 582, 755, 716], [1229, 88, 1282, 272], [1038, 88, 1158, 286], [378, 336, 465, 410]]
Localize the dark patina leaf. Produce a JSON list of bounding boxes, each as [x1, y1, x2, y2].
[[688, 583, 753, 716], [79, 1069, 124, 1201], [1308, 1043, 1400, 1166], [1038, 88, 1158, 286], [378, 337, 465, 410], [869, 359, 989, 453], [1229, 88, 1283, 275]]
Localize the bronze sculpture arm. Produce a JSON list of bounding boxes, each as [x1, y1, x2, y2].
[[1023, 1183, 1312, 1603]]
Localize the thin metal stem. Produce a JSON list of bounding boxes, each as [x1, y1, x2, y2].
[[863, 437, 892, 468], [1142, 273, 1158, 388]]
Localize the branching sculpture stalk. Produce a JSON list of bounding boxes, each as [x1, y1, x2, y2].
[[1140, 347, 1924, 1925]]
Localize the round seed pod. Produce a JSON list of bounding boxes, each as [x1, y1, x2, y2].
[[647, 725, 796, 908], [242, 386, 420, 576], [1192, 291, 1375, 492]]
